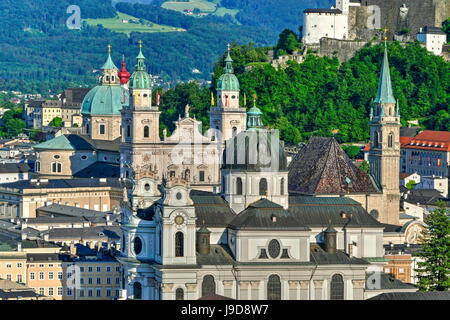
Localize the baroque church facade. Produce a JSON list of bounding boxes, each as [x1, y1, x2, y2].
[[116, 45, 409, 300]]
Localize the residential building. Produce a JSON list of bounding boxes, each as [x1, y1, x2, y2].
[[0, 163, 31, 184], [417, 26, 447, 55]]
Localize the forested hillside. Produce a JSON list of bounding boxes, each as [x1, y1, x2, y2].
[[156, 40, 449, 144]]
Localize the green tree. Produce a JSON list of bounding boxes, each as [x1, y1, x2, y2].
[[48, 117, 63, 127], [415, 202, 450, 291], [442, 18, 450, 42], [342, 145, 361, 159], [359, 160, 370, 174], [406, 180, 417, 190], [276, 29, 300, 54]]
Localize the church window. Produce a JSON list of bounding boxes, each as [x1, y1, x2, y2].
[[201, 275, 216, 297], [175, 232, 184, 257], [111, 76, 115, 82], [133, 282, 142, 300], [236, 177, 243, 195], [268, 239, 281, 258], [199, 171, 205, 182], [52, 162, 62, 173], [232, 127, 237, 137], [176, 288, 184, 300], [106, 76, 110, 82], [81, 155, 87, 160], [99, 124, 105, 135], [267, 275, 281, 300], [259, 178, 268, 196], [176, 192, 182, 200], [170, 171, 176, 178], [330, 274, 344, 300], [54, 155, 60, 159], [86, 124, 90, 134], [184, 169, 190, 180], [133, 237, 142, 255], [144, 183, 151, 191], [127, 125, 131, 138], [280, 178, 285, 195], [143, 126, 149, 138], [388, 133, 394, 148], [35, 161, 40, 172]]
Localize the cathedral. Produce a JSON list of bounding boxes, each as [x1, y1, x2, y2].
[[30, 40, 409, 299], [116, 43, 408, 300]]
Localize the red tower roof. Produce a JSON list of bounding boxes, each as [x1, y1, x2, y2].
[[118, 56, 131, 85]]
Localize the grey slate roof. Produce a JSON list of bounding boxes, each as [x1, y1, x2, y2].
[[0, 178, 122, 191], [288, 196, 383, 228], [0, 163, 31, 174], [366, 272, 416, 291], [419, 26, 446, 35], [27, 253, 70, 262], [400, 126, 420, 137], [369, 291, 450, 300], [191, 190, 237, 228], [36, 203, 110, 218], [310, 244, 370, 265], [197, 245, 234, 265], [288, 137, 379, 195], [229, 198, 310, 231], [47, 226, 121, 241], [74, 162, 120, 178], [304, 8, 342, 14], [25, 216, 85, 224], [403, 189, 448, 206]]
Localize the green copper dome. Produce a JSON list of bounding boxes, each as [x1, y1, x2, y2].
[[129, 46, 152, 90], [216, 51, 240, 91], [81, 85, 129, 116]]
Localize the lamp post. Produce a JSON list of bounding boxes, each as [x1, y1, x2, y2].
[[340, 211, 352, 255]]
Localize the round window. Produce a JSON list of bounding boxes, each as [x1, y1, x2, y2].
[[54, 155, 60, 159], [268, 239, 281, 258], [144, 183, 151, 191], [176, 192, 182, 200], [133, 237, 143, 255], [81, 155, 87, 160]]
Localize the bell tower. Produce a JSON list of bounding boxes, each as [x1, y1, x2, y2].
[[368, 43, 401, 225], [210, 45, 247, 143], [120, 41, 161, 179]]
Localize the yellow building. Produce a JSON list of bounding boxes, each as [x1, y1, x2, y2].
[[0, 252, 27, 284]]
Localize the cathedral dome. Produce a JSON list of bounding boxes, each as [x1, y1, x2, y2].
[[129, 44, 152, 90], [217, 73, 240, 91], [81, 85, 129, 116]]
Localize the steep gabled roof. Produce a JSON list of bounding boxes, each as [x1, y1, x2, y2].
[[288, 137, 379, 195]]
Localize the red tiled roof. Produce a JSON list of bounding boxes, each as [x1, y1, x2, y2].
[[402, 130, 450, 152]]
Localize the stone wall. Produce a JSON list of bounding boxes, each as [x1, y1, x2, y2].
[[315, 38, 373, 62], [349, 0, 448, 40]]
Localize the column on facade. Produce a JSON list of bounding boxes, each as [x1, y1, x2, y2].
[[222, 280, 234, 299], [160, 283, 174, 300], [288, 280, 299, 300], [185, 283, 197, 300], [250, 281, 260, 300], [313, 280, 324, 300], [299, 280, 309, 300], [352, 279, 365, 300], [238, 281, 251, 300]]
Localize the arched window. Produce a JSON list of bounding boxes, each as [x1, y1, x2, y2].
[[143, 126, 149, 138], [175, 232, 184, 257], [259, 178, 268, 196], [35, 161, 40, 172], [176, 288, 184, 300], [127, 125, 131, 138], [86, 124, 90, 134], [280, 178, 285, 195], [388, 133, 394, 148], [133, 237, 142, 255], [201, 275, 216, 297], [373, 131, 379, 148], [52, 162, 62, 173], [330, 274, 344, 300], [184, 169, 190, 180], [236, 177, 243, 195], [133, 282, 142, 300], [267, 275, 281, 300], [232, 126, 237, 137]]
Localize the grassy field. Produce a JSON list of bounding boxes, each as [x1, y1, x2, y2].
[[162, 0, 217, 13], [162, 0, 239, 19], [83, 12, 185, 35]]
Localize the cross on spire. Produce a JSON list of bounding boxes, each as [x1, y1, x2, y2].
[[139, 40, 143, 49], [252, 93, 257, 107], [107, 44, 112, 55], [227, 43, 231, 54], [383, 28, 389, 46]]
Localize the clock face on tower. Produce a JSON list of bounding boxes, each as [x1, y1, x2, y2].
[[175, 215, 184, 225]]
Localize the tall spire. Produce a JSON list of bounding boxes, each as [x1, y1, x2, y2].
[[224, 43, 234, 74], [118, 55, 131, 85], [135, 40, 146, 71], [374, 42, 396, 104], [101, 44, 118, 70]]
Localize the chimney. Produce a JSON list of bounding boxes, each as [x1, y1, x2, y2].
[[196, 226, 211, 255], [17, 242, 22, 251], [324, 225, 337, 254]]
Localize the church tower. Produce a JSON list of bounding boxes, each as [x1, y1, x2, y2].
[[210, 45, 247, 143], [120, 41, 161, 179], [368, 44, 401, 225]]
